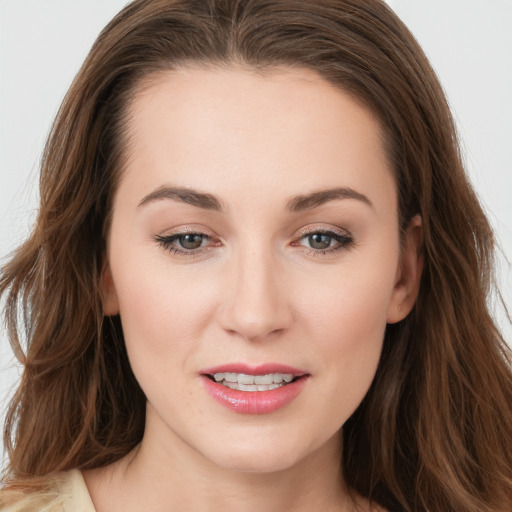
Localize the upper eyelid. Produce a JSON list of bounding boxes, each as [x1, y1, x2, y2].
[[156, 225, 218, 238], [154, 226, 351, 239], [294, 225, 351, 238]]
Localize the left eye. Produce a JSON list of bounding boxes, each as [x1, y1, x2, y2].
[[297, 230, 353, 252]]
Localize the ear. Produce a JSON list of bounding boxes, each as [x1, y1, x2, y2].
[[386, 215, 423, 324], [102, 263, 120, 316]]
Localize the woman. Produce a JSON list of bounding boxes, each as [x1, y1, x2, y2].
[[1, 0, 511, 510]]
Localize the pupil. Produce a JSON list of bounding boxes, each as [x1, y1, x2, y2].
[[180, 234, 203, 249], [309, 233, 331, 249]]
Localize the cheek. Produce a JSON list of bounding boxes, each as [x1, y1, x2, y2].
[[110, 251, 218, 377], [298, 247, 397, 341], [295, 249, 398, 415], [307, 283, 387, 379]]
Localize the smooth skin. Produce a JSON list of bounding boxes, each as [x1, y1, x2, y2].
[[84, 66, 422, 512]]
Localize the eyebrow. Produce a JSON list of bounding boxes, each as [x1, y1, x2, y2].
[[137, 185, 372, 212], [287, 187, 373, 211], [138, 185, 224, 211]]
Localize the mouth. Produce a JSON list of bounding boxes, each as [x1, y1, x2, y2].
[[200, 364, 309, 414], [206, 372, 301, 392]]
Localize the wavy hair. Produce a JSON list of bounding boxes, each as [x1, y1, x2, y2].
[[1, 1, 511, 510]]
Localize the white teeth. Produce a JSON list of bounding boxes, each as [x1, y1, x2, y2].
[[254, 374, 274, 385], [211, 372, 297, 390], [221, 382, 285, 392], [238, 374, 255, 385]]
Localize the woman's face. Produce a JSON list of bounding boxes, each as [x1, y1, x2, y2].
[[104, 67, 421, 473]]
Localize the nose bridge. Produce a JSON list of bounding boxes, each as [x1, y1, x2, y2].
[[219, 238, 292, 340]]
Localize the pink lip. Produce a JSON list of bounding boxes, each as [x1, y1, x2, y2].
[[200, 363, 309, 415], [200, 363, 307, 377]]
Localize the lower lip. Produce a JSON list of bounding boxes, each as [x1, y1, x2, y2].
[[201, 376, 308, 414]]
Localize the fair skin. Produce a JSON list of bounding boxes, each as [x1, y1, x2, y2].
[[84, 66, 422, 512]]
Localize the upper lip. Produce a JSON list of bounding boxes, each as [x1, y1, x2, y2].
[[200, 363, 309, 377]]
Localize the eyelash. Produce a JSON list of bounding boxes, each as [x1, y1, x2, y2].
[[153, 228, 354, 257]]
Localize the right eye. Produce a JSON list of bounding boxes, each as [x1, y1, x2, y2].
[[153, 231, 218, 256]]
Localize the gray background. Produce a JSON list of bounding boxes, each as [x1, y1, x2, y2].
[[1, 0, 511, 464]]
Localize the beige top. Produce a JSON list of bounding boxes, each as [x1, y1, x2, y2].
[[0, 470, 95, 512], [58, 470, 96, 512]]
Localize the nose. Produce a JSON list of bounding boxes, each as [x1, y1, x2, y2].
[[218, 244, 293, 341]]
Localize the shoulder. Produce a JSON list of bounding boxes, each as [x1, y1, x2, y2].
[[0, 469, 95, 512]]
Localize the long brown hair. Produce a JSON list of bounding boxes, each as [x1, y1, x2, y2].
[[2, 1, 511, 510]]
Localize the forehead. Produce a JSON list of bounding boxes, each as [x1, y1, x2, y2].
[[118, 65, 395, 213]]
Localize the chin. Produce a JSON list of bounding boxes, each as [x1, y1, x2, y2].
[[198, 427, 333, 475], [210, 448, 303, 474]]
